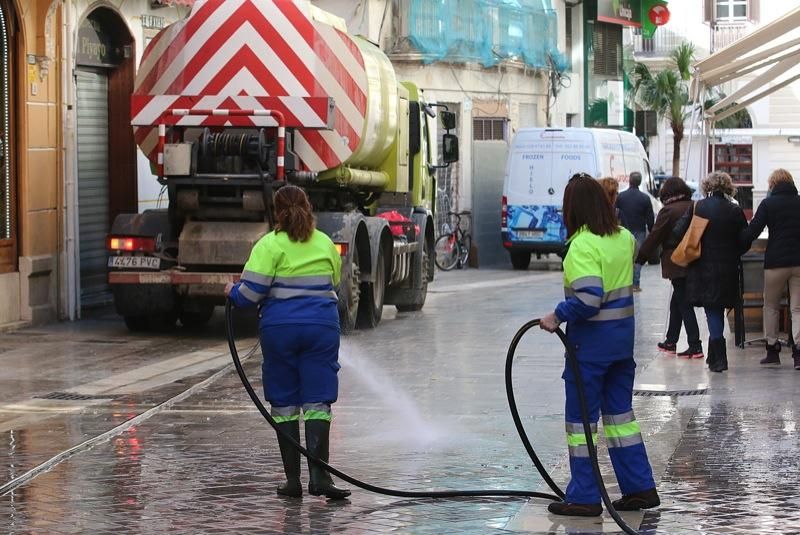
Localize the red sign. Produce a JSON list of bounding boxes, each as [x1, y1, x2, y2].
[[649, 4, 670, 26]]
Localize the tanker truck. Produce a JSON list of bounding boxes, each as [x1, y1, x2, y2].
[[107, 0, 458, 332]]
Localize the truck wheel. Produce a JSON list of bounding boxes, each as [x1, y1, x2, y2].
[[510, 251, 531, 270], [357, 247, 385, 329], [180, 305, 215, 329], [339, 243, 361, 333], [124, 315, 150, 332], [396, 248, 429, 312]]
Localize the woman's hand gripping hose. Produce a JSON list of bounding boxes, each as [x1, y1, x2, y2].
[[225, 299, 640, 534]]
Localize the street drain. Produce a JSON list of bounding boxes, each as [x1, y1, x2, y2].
[[633, 389, 707, 397], [34, 392, 116, 401]]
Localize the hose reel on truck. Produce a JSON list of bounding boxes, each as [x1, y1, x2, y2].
[[108, 0, 454, 332]]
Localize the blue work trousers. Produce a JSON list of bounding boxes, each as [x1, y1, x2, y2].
[[563, 357, 656, 504], [260, 324, 341, 407]]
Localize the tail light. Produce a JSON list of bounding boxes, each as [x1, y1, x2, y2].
[[107, 235, 156, 253], [334, 242, 349, 256], [501, 195, 508, 228]]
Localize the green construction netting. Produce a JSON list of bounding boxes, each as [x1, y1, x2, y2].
[[406, 0, 567, 71]]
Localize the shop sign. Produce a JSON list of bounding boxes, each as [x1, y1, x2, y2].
[[597, 0, 641, 28], [77, 16, 122, 67], [141, 15, 166, 30]]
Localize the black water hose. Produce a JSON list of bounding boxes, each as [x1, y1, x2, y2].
[[506, 319, 638, 535], [225, 300, 639, 534]]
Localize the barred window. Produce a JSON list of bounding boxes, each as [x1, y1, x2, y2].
[[473, 117, 506, 141]]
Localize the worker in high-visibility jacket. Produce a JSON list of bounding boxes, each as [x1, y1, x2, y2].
[[540, 174, 660, 517], [225, 185, 350, 500]]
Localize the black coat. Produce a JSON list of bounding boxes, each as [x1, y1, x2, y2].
[[616, 187, 654, 234], [741, 181, 800, 269], [673, 192, 748, 309]]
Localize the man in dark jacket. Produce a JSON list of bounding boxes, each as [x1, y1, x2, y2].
[[741, 168, 800, 369], [617, 172, 655, 291]]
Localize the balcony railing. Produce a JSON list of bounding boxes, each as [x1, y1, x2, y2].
[[633, 23, 751, 58], [711, 24, 750, 53]]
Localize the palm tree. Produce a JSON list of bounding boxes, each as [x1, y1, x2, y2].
[[631, 43, 695, 176]]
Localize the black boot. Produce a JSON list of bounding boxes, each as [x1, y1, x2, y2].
[[705, 337, 716, 368], [709, 338, 728, 373], [761, 341, 781, 365], [305, 419, 351, 499], [275, 420, 303, 497]]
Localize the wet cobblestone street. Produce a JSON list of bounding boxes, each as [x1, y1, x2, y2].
[[2, 266, 800, 533]]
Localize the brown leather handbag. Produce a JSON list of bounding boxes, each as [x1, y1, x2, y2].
[[670, 202, 709, 267]]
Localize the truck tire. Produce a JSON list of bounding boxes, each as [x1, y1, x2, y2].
[[357, 247, 385, 328], [179, 304, 215, 329], [395, 247, 429, 312], [510, 251, 531, 270], [124, 315, 150, 332], [339, 242, 361, 333]]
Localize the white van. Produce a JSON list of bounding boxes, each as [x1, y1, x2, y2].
[[501, 127, 657, 269]]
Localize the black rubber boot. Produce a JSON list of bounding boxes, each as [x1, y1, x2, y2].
[[275, 420, 303, 497], [709, 338, 728, 373], [705, 337, 716, 368], [305, 419, 351, 499], [761, 341, 781, 365]]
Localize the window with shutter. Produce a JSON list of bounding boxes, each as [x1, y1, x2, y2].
[[592, 23, 621, 77]]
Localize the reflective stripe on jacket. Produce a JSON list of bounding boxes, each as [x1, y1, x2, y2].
[[230, 229, 342, 328], [555, 226, 635, 361]]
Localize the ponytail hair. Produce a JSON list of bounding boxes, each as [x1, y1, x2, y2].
[[274, 185, 315, 242]]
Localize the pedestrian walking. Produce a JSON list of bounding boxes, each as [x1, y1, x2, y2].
[[225, 185, 350, 499], [540, 173, 659, 517], [740, 168, 800, 369], [636, 177, 702, 358], [673, 171, 748, 373], [599, 177, 628, 228], [616, 172, 654, 292]]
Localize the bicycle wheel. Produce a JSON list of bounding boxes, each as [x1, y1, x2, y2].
[[458, 233, 472, 269], [434, 233, 460, 271]]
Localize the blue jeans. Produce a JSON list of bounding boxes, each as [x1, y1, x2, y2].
[[633, 231, 646, 287], [704, 307, 725, 340]]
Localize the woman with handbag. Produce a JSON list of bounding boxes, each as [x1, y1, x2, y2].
[[636, 177, 702, 358], [672, 171, 748, 373]]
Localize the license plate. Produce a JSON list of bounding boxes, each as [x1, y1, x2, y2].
[[108, 256, 161, 270], [516, 230, 544, 239]]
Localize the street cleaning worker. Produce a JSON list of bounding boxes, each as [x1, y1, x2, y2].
[[225, 185, 350, 500], [540, 173, 659, 516]]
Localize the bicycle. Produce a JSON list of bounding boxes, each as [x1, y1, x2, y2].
[[434, 211, 472, 271]]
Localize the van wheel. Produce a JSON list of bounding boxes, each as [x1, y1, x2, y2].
[[510, 251, 531, 270]]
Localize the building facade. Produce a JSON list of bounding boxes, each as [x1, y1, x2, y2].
[[313, 0, 582, 264], [0, 0, 190, 329], [634, 0, 800, 218]]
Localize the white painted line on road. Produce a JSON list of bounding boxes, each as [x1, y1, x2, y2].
[[0, 343, 259, 497]]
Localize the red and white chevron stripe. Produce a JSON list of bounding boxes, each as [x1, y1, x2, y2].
[[132, 0, 368, 173]]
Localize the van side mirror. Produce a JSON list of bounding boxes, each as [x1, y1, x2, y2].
[[443, 133, 459, 164], [440, 111, 456, 131]]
